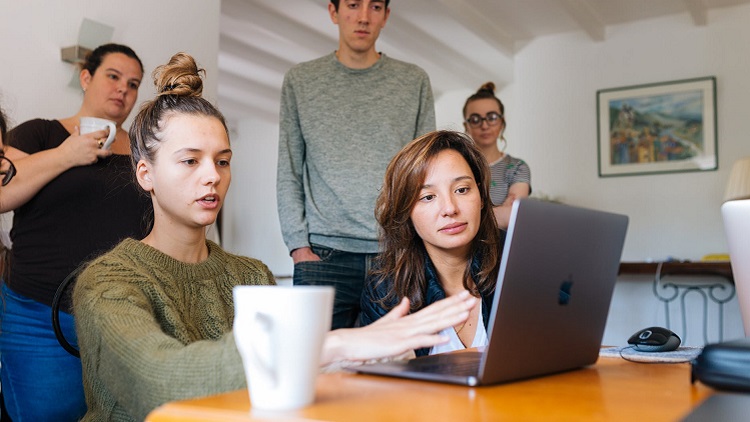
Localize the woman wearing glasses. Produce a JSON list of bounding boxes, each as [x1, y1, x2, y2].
[[0, 106, 15, 296], [1, 104, 16, 302], [463, 82, 531, 229], [0, 44, 152, 421], [0, 152, 16, 187]]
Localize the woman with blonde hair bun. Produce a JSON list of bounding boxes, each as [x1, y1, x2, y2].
[[463, 82, 531, 229], [72, 53, 477, 421]]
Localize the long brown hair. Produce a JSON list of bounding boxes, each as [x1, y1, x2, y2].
[[371, 130, 500, 311]]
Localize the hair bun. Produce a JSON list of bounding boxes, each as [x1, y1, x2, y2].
[[478, 82, 495, 94], [153, 52, 204, 97]]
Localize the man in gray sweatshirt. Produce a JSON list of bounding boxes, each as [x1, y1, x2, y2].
[[276, 0, 436, 329]]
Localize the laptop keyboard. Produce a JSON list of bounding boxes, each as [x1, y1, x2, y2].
[[405, 351, 482, 376]]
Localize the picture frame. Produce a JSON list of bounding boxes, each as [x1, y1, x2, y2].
[[597, 77, 717, 177]]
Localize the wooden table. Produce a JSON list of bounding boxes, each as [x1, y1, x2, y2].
[[146, 356, 714, 421]]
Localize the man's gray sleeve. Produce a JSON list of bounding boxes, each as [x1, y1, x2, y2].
[[276, 73, 309, 253], [415, 73, 437, 140]]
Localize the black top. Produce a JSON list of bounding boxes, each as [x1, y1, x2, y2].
[[7, 119, 152, 308]]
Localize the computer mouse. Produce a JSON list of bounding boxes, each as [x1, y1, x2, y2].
[[627, 326, 681, 352]]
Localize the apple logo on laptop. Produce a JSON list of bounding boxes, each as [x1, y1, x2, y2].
[[559, 276, 573, 305]]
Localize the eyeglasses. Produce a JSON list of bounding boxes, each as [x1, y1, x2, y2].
[[0, 155, 16, 186], [465, 112, 503, 128]]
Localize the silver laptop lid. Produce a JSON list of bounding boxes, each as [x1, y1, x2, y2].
[[479, 199, 628, 384], [721, 200, 750, 336]]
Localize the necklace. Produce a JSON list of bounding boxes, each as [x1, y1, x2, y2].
[[454, 322, 470, 348], [453, 285, 478, 335], [454, 318, 473, 334]]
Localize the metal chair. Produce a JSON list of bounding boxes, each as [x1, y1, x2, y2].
[[51, 265, 85, 358], [652, 261, 735, 345]]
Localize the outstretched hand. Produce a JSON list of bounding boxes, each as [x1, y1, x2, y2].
[[57, 126, 112, 167], [321, 290, 478, 365]]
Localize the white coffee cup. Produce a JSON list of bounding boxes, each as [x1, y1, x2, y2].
[[233, 285, 334, 411], [80, 117, 116, 150]]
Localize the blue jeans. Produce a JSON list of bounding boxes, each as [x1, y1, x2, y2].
[[293, 245, 375, 330], [0, 284, 87, 421]]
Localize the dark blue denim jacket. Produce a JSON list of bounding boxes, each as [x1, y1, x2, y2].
[[360, 253, 494, 357]]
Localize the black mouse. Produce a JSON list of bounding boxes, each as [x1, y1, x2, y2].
[[627, 326, 681, 352]]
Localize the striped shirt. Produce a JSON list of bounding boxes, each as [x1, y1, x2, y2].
[[488, 154, 531, 206]]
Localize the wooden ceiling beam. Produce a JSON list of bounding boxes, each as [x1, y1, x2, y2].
[[684, 0, 708, 26], [559, 0, 606, 42]]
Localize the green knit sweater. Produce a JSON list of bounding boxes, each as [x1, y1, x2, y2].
[[72, 238, 275, 421]]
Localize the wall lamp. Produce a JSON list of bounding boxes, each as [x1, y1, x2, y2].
[[60, 18, 113, 65]]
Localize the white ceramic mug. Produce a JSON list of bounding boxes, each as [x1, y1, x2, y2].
[[233, 285, 334, 411], [79, 117, 116, 150]]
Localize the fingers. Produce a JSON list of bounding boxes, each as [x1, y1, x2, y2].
[[329, 293, 477, 363], [96, 147, 113, 158], [61, 128, 113, 166], [73, 130, 107, 148], [409, 290, 476, 322], [91, 128, 110, 139], [84, 129, 110, 148], [291, 247, 322, 264], [376, 297, 410, 324], [374, 292, 477, 333], [404, 292, 478, 335]]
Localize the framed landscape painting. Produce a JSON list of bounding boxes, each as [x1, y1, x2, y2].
[[597, 77, 717, 177]]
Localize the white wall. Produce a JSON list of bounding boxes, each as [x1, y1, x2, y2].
[[497, 6, 750, 263], [220, 3, 750, 344], [0, 0, 220, 128], [492, 6, 750, 346], [223, 119, 294, 277], [434, 7, 748, 262], [228, 5, 750, 267]]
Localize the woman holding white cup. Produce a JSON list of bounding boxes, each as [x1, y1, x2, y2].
[[0, 44, 152, 421], [71, 52, 477, 421]]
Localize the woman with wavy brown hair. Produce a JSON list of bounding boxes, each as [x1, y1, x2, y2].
[[360, 130, 501, 357]]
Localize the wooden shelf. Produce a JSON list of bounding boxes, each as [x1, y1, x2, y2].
[[619, 261, 733, 283]]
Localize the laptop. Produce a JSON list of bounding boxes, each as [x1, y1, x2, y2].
[[355, 198, 629, 386], [721, 199, 750, 336]]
